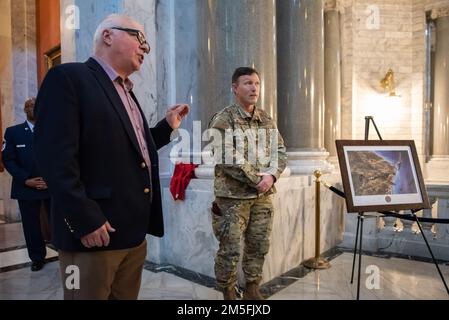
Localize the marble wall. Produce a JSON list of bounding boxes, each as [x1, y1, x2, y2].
[[340, 0, 413, 142], [339, 0, 448, 155], [337, 0, 449, 184], [59, 0, 158, 123], [148, 175, 346, 283], [350, 0, 415, 143], [0, 0, 14, 220]]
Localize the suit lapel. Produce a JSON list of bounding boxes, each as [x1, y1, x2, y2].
[[85, 58, 143, 158]]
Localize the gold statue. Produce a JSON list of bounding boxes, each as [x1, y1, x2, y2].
[[380, 68, 396, 97]]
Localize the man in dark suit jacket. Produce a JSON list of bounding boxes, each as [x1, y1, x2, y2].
[[2, 98, 50, 271], [34, 14, 189, 300]]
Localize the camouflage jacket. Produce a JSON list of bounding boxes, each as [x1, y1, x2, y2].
[[208, 103, 287, 199]]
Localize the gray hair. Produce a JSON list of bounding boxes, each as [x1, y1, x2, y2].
[[93, 14, 137, 53]]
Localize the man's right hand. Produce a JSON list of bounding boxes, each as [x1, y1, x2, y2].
[[25, 177, 48, 190], [256, 173, 274, 194], [81, 222, 116, 248]]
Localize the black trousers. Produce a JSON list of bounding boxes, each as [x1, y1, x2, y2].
[[17, 199, 50, 262]]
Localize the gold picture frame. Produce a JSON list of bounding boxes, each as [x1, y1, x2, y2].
[[336, 140, 430, 213], [44, 45, 61, 72]]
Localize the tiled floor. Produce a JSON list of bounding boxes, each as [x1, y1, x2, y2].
[[1, 222, 448, 300], [270, 253, 449, 300], [0, 247, 58, 269]]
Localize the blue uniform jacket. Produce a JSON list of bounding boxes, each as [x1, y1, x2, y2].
[[2, 122, 50, 200]]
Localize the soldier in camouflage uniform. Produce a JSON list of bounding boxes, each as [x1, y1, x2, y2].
[[208, 67, 287, 300]]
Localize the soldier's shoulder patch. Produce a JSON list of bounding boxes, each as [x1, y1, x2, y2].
[[209, 109, 232, 130]]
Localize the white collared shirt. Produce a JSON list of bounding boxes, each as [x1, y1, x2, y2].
[[26, 120, 34, 132]]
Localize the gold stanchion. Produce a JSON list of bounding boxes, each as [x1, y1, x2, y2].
[[303, 170, 331, 269]]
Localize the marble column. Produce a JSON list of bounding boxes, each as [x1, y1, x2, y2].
[[157, 0, 277, 178], [149, 0, 279, 264], [427, 7, 449, 182], [11, 0, 38, 124], [0, 0, 15, 221], [0, 0, 36, 222], [197, 0, 277, 125], [431, 9, 449, 156], [59, 0, 157, 122], [324, 1, 341, 167], [277, 0, 332, 175]]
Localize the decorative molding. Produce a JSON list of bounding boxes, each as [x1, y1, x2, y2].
[[431, 6, 449, 19], [324, 0, 337, 12], [333, 0, 353, 14], [44, 45, 61, 72], [324, 0, 351, 13], [287, 151, 334, 175]]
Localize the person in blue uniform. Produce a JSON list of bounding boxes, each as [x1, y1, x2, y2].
[[2, 97, 50, 271]]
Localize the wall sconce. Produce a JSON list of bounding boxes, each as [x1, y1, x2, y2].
[[380, 68, 399, 97]]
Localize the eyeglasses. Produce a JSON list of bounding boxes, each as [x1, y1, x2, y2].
[[111, 27, 150, 54]]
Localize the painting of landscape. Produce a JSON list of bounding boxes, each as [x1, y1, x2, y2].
[[347, 150, 417, 196]]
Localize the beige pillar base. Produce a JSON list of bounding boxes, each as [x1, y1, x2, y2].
[[425, 156, 449, 183], [287, 151, 334, 175]]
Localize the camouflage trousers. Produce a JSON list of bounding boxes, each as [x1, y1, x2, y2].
[[211, 195, 274, 290]]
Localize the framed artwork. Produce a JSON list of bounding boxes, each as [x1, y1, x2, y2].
[[44, 45, 61, 72], [336, 140, 430, 213]]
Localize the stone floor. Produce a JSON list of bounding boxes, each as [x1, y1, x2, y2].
[[1, 222, 449, 300]]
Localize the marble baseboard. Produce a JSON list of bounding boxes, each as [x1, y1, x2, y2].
[[147, 174, 346, 284], [144, 260, 217, 290]]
